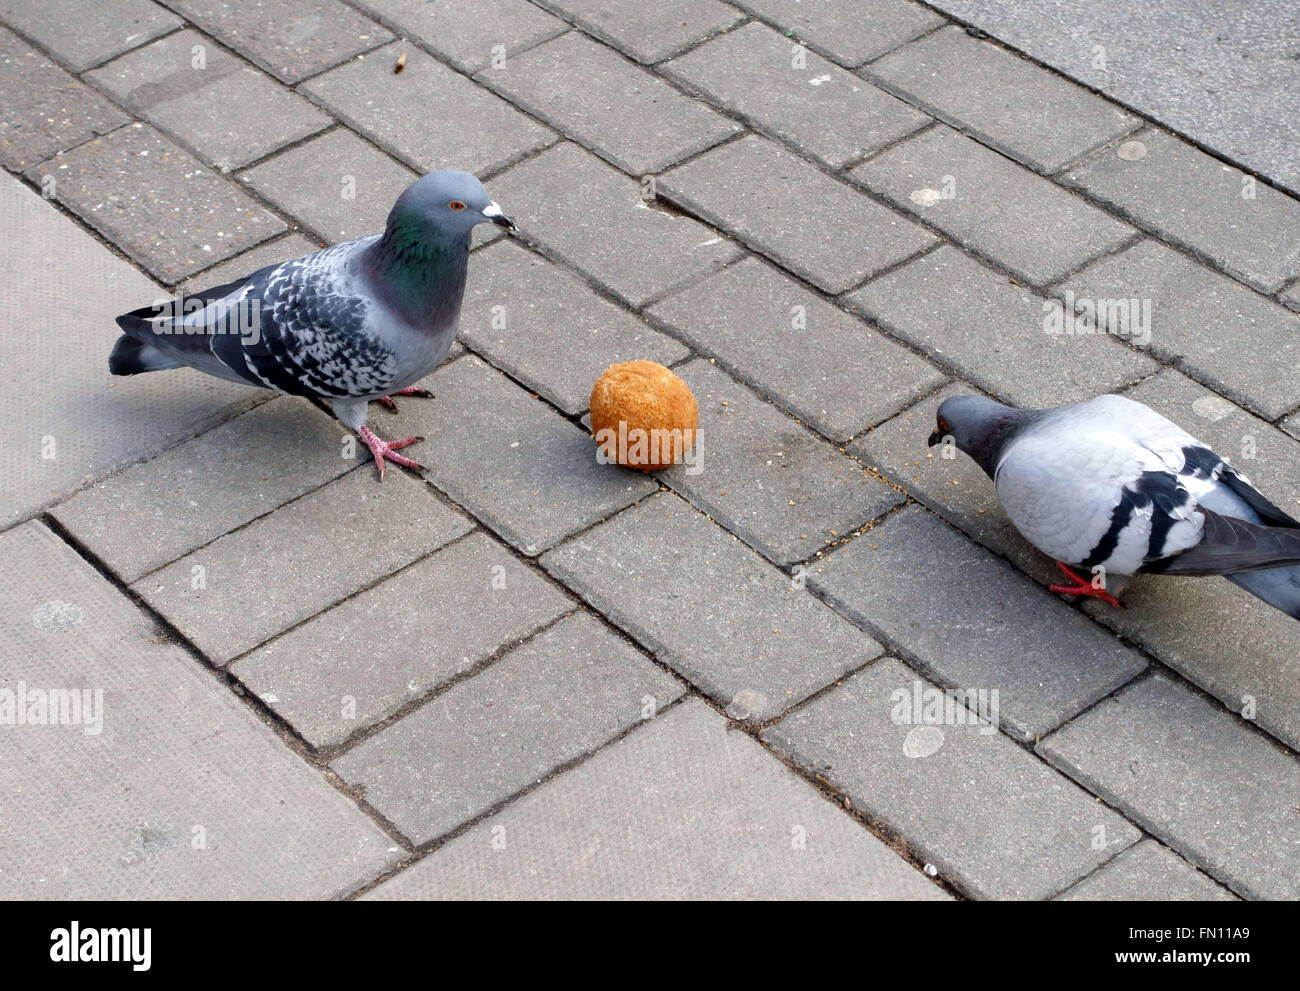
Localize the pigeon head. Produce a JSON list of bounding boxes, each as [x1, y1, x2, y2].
[[928, 394, 1027, 477], [384, 170, 516, 244]]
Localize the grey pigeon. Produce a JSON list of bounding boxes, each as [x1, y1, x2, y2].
[[929, 393, 1300, 618], [110, 170, 515, 479]]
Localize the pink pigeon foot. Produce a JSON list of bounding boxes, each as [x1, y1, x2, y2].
[[1049, 562, 1122, 608], [375, 386, 435, 413], [358, 426, 425, 481]]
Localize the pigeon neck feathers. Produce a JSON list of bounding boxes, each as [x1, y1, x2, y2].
[[365, 220, 470, 331]]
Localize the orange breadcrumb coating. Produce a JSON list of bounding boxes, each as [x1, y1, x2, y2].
[[589, 360, 698, 471]]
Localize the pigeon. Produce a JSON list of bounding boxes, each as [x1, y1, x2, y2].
[[928, 392, 1300, 618], [109, 170, 515, 479]]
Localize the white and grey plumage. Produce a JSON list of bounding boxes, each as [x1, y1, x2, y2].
[[110, 170, 515, 479], [930, 393, 1300, 618]]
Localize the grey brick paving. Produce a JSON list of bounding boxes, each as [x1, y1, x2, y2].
[[163, 0, 390, 83], [301, 42, 555, 176], [477, 30, 738, 176], [1, 170, 260, 528], [382, 355, 657, 555], [867, 25, 1138, 173], [333, 611, 683, 844], [541, 491, 884, 722], [233, 532, 574, 750], [0, 0, 180, 72], [178, 232, 321, 294], [733, 0, 945, 68], [1280, 279, 1300, 313], [51, 398, 353, 583], [808, 505, 1146, 740], [1058, 840, 1235, 901], [241, 127, 416, 243], [459, 240, 688, 414], [662, 21, 930, 169], [353, 0, 566, 74], [28, 123, 285, 282], [661, 359, 904, 565], [1066, 239, 1300, 420], [86, 29, 331, 171], [649, 255, 947, 442], [762, 657, 1142, 899], [1039, 672, 1300, 900], [538, 0, 743, 64], [662, 135, 938, 293], [1063, 128, 1300, 294], [0, 25, 129, 170], [133, 469, 472, 664], [0, 521, 399, 898], [846, 246, 1156, 407], [365, 698, 947, 899], [850, 124, 1135, 287], [485, 141, 742, 307]]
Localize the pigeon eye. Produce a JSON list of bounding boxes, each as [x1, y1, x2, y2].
[[448, 200, 467, 211], [938, 418, 950, 431]]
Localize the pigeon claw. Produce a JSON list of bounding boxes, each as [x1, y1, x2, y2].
[[374, 386, 435, 414], [358, 426, 426, 481], [1049, 562, 1123, 608]]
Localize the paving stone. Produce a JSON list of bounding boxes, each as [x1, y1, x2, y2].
[[1, 171, 260, 528], [1058, 840, 1235, 901], [763, 657, 1141, 899], [382, 354, 657, 555], [1284, 410, 1300, 441], [133, 469, 472, 664], [354, 0, 566, 73], [0, 521, 399, 898], [333, 612, 683, 844], [1062, 128, 1300, 294], [867, 25, 1138, 173], [164, 0, 391, 83], [661, 359, 904, 565], [302, 42, 554, 177], [1039, 672, 1300, 900], [732, 0, 944, 67], [87, 30, 331, 171], [1065, 239, 1300, 420], [459, 240, 688, 414], [808, 505, 1146, 740], [539, 0, 742, 64], [51, 398, 355, 583], [178, 232, 321, 294], [662, 136, 937, 293], [1280, 280, 1300, 313], [649, 256, 947, 442], [365, 698, 946, 899], [476, 31, 737, 176], [232, 532, 574, 750], [0, 0, 180, 72], [850, 125, 1134, 287], [851, 382, 1062, 584], [0, 25, 129, 170], [541, 491, 883, 722], [845, 246, 1156, 407], [662, 22, 930, 169], [486, 141, 742, 308], [28, 123, 286, 282], [241, 127, 416, 243]]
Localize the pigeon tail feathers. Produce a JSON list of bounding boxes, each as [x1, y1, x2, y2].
[[108, 333, 183, 375]]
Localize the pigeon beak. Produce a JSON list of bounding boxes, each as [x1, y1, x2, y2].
[[927, 427, 944, 448], [483, 201, 516, 231]]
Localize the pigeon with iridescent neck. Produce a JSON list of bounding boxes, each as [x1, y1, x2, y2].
[[930, 392, 1300, 619], [110, 170, 516, 479]]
